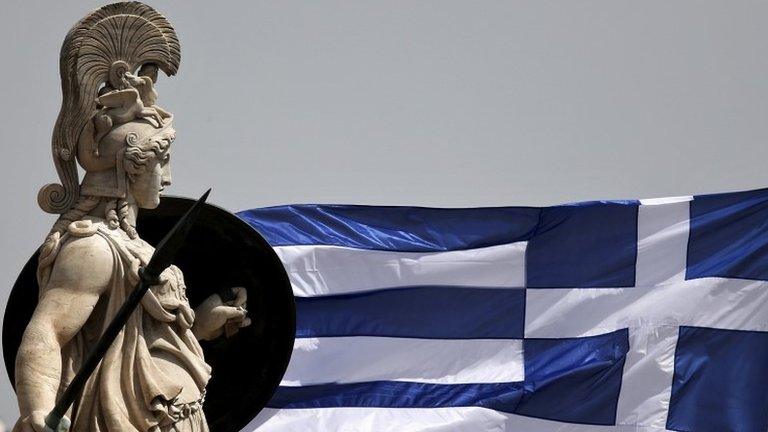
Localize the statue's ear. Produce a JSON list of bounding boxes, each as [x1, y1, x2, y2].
[[138, 63, 159, 83]]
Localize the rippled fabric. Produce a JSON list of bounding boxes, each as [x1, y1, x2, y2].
[[241, 188, 768, 432], [238, 205, 541, 252]]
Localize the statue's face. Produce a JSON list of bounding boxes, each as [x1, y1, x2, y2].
[[129, 151, 171, 209]]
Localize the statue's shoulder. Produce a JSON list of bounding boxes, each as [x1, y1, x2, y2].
[[50, 221, 116, 289]]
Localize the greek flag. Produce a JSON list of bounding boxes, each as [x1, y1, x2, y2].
[[238, 188, 768, 432]]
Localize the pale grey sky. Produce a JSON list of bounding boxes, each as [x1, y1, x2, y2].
[[2, 0, 768, 424]]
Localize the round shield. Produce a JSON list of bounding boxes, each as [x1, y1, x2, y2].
[[2, 196, 295, 431]]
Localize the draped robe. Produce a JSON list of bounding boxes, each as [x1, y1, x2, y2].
[[40, 218, 212, 431]]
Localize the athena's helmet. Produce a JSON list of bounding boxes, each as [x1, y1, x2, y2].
[[38, 1, 181, 214]]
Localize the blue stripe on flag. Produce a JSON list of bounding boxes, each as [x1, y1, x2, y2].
[[295, 286, 526, 339], [269, 329, 629, 425], [267, 381, 525, 410], [237, 205, 541, 252]]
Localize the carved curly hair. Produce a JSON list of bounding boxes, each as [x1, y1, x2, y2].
[[123, 128, 175, 180]]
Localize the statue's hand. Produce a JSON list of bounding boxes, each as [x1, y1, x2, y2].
[[192, 287, 251, 341], [13, 411, 68, 432]]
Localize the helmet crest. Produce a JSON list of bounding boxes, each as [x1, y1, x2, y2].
[[39, 1, 180, 214]]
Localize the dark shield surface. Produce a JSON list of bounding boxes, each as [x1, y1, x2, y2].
[[2, 196, 295, 431]]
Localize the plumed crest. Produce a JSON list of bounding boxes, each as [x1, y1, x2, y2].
[[39, 1, 180, 214]]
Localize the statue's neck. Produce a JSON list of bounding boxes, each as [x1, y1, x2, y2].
[[88, 197, 139, 228]]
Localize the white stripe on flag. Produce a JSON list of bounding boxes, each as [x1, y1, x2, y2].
[[248, 407, 677, 432], [281, 337, 524, 386], [274, 242, 527, 297], [524, 278, 768, 338]]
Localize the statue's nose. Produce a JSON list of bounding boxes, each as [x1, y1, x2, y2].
[[162, 163, 172, 186]]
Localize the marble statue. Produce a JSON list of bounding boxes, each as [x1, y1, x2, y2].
[[13, 2, 251, 431]]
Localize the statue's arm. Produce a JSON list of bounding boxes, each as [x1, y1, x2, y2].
[[15, 235, 113, 421], [192, 287, 250, 341]]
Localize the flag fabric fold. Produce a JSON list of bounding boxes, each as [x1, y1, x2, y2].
[[237, 188, 768, 432]]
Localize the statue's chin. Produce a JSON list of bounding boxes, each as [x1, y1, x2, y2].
[[136, 196, 161, 210]]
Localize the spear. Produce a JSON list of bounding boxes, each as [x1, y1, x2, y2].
[[43, 189, 211, 432]]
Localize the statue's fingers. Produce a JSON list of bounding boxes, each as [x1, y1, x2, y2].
[[238, 317, 252, 328], [232, 287, 247, 306], [213, 305, 247, 320]]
